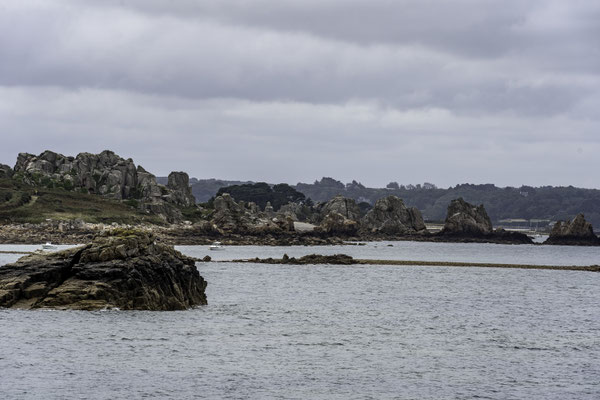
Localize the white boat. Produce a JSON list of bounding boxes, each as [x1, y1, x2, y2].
[[41, 242, 58, 250], [209, 242, 224, 251]]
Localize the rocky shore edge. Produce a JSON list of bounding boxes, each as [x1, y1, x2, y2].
[[1, 198, 598, 247]]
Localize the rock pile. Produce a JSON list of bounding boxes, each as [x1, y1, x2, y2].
[[438, 198, 532, 244], [361, 195, 426, 235], [0, 230, 207, 310], [441, 198, 493, 235], [0, 164, 13, 178], [544, 214, 600, 246], [11, 150, 197, 222]]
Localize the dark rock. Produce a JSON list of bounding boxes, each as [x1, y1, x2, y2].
[[316, 212, 359, 236], [0, 163, 13, 178], [437, 198, 533, 244], [441, 198, 493, 235], [544, 214, 600, 246], [319, 195, 361, 221], [0, 230, 207, 310], [361, 195, 426, 235], [165, 171, 196, 207], [249, 253, 356, 265]]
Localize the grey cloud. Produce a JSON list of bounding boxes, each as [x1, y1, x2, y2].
[[0, 1, 599, 188]]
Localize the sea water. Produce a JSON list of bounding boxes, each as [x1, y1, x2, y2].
[[1, 242, 599, 399]]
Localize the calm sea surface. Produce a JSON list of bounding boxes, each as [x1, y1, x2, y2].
[[1, 242, 599, 399]]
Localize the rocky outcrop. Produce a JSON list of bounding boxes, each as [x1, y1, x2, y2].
[[441, 198, 493, 235], [318, 195, 361, 222], [316, 212, 359, 236], [361, 195, 426, 235], [437, 198, 532, 244], [11, 150, 197, 222], [210, 193, 293, 235], [544, 214, 600, 246], [0, 164, 13, 178], [165, 172, 196, 207], [0, 230, 207, 310]]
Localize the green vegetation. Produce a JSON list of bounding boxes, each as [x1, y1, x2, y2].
[[296, 179, 600, 227], [0, 178, 165, 225]]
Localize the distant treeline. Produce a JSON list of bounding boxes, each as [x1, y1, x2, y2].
[[168, 177, 600, 227]]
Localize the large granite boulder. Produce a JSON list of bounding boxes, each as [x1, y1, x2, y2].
[[441, 198, 493, 236], [0, 163, 13, 178], [544, 214, 600, 246], [210, 193, 291, 235], [361, 195, 426, 235], [319, 195, 361, 222], [316, 212, 359, 236], [165, 171, 196, 207], [0, 230, 207, 310]]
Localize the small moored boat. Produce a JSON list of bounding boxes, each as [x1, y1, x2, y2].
[[209, 242, 224, 251], [41, 242, 58, 250]]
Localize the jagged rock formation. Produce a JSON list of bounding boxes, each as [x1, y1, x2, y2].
[[11, 150, 197, 222], [0, 164, 13, 178], [318, 195, 361, 221], [438, 198, 532, 244], [316, 212, 359, 236], [0, 230, 207, 310], [361, 195, 426, 235], [210, 193, 293, 235], [544, 214, 600, 246], [165, 172, 196, 207], [441, 198, 493, 235]]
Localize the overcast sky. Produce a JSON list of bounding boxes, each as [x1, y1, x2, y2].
[[1, 0, 599, 189]]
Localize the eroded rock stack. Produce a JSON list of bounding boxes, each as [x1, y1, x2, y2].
[[441, 198, 493, 236], [0, 230, 207, 310], [438, 198, 532, 244], [361, 195, 426, 235], [544, 214, 600, 246]]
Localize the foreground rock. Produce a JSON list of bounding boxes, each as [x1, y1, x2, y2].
[[438, 198, 533, 244], [246, 254, 356, 265], [0, 230, 207, 310], [544, 214, 600, 246]]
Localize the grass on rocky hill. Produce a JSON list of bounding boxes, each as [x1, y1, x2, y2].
[[0, 178, 165, 225]]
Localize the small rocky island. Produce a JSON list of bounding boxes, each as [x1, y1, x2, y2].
[[0, 230, 207, 310], [544, 214, 600, 246]]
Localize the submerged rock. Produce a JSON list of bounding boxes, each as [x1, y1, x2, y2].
[[544, 214, 600, 246], [248, 253, 356, 265], [0, 230, 207, 310]]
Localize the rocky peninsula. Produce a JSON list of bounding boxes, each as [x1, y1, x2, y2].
[[0, 230, 207, 310]]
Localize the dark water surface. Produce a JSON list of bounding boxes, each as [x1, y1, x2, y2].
[[1, 242, 599, 399]]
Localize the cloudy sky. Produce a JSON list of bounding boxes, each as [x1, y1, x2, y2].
[[1, 0, 599, 188]]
